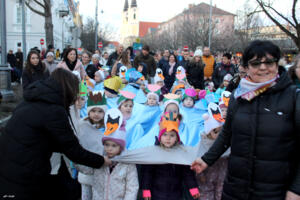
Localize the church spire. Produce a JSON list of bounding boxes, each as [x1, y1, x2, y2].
[[131, 0, 137, 7], [123, 0, 129, 11]]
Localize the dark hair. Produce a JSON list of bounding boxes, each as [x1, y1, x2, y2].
[[86, 107, 105, 129], [242, 40, 281, 68], [25, 50, 45, 73], [51, 68, 79, 109], [48, 44, 54, 50], [63, 48, 78, 63], [142, 45, 150, 52], [223, 53, 232, 60], [288, 54, 300, 81], [126, 46, 134, 56], [82, 51, 91, 58], [138, 62, 147, 76], [168, 54, 177, 63]]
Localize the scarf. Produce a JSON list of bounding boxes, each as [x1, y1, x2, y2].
[[168, 62, 176, 76], [66, 59, 77, 71], [234, 74, 279, 101]]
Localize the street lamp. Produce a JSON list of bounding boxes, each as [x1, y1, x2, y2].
[[59, 5, 69, 50]]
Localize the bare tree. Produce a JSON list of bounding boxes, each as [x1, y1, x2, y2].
[[80, 17, 115, 52], [255, 0, 300, 50], [25, 0, 53, 46]]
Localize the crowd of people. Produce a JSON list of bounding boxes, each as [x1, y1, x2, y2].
[[0, 40, 300, 200]]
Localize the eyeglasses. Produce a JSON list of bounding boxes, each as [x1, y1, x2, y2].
[[248, 58, 278, 68]]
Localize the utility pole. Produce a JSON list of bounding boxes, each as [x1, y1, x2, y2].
[[95, 0, 98, 50], [21, 0, 26, 61], [208, 0, 212, 49], [1, 0, 7, 64]]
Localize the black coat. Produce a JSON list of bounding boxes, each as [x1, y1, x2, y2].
[[141, 163, 198, 200], [186, 61, 205, 89], [133, 53, 156, 77], [7, 53, 16, 68], [202, 67, 300, 200], [106, 51, 120, 68], [161, 62, 178, 91], [0, 78, 104, 199], [85, 64, 99, 79], [22, 64, 50, 90], [212, 62, 236, 88]]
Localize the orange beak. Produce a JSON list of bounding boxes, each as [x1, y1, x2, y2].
[[158, 73, 165, 80], [213, 113, 225, 123], [121, 72, 125, 77], [104, 123, 119, 136], [176, 70, 181, 74], [223, 97, 229, 107]]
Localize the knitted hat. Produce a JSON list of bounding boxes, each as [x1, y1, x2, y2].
[[102, 108, 126, 150], [223, 74, 233, 82], [154, 68, 165, 83], [125, 68, 143, 83], [158, 112, 180, 142], [46, 52, 54, 57], [104, 76, 122, 95], [183, 88, 197, 101], [163, 93, 181, 111], [119, 65, 127, 78], [117, 90, 136, 107], [146, 84, 161, 103], [220, 91, 231, 108], [87, 91, 107, 114], [95, 70, 106, 81], [194, 49, 203, 57], [203, 102, 224, 134]]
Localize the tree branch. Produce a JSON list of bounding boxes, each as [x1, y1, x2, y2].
[[25, 1, 46, 17], [258, 0, 296, 28], [256, 0, 297, 41], [32, 0, 45, 9], [292, 0, 299, 26]]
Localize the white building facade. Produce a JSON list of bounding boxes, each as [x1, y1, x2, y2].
[[5, 0, 81, 53]]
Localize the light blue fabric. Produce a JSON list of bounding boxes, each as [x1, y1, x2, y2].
[[134, 89, 147, 104], [80, 101, 87, 119], [94, 82, 104, 91], [180, 106, 206, 146], [122, 84, 140, 95], [194, 99, 208, 111], [106, 96, 119, 109], [215, 87, 226, 96]]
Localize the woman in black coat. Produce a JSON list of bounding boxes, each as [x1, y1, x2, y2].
[[192, 40, 300, 200], [161, 54, 178, 91], [22, 50, 50, 90], [0, 68, 109, 200], [186, 53, 205, 89]]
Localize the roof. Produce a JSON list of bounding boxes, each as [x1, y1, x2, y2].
[[185, 3, 235, 16], [139, 21, 161, 37]]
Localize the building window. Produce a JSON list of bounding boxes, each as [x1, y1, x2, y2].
[[134, 13, 136, 20], [16, 3, 29, 24]]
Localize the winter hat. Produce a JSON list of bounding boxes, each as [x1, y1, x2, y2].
[[119, 65, 127, 78], [223, 74, 233, 82], [203, 103, 224, 134], [46, 52, 54, 57], [104, 76, 122, 95], [117, 90, 136, 107], [95, 70, 106, 81], [220, 91, 231, 108], [102, 108, 126, 150], [125, 68, 143, 83], [158, 112, 180, 142], [194, 49, 203, 57], [146, 84, 161, 103], [87, 91, 107, 114], [154, 68, 165, 83], [163, 93, 181, 111], [183, 88, 197, 101]]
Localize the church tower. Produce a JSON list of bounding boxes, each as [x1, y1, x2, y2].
[[120, 0, 139, 45]]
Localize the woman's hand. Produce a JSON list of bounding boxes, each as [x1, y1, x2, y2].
[[103, 156, 112, 166], [192, 193, 200, 199], [285, 191, 300, 200], [191, 158, 208, 174]]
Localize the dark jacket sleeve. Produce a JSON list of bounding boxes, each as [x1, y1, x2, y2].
[[141, 164, 155, 190], [289, 88, 300, 195], [107, 53, 115, 67], [45, 106, 104, 168], [22, 70, 31, 90], [212, 65, 219, 88], [201, 96, 235, 166], [182, 165, 198, 190], [150, 57, 156, 77]]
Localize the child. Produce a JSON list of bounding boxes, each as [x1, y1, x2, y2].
[[137, 62, 147, 79], [197, 102, 228, 200], [94, 70, 106, 91], [93, 108, 139, 200], [219, 91, 231, 120], [141, 111, 200, 200], [118, 90, 136, 120], [77, 91, 107, 200], [145, 84, 161, 107], [154, 68, 169, 101], [182, 88, 197, 108], [205, 81, 215, 94], [215, 74, 233, 96], [103, 76, 122, 98]]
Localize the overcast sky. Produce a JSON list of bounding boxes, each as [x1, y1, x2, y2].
[[79, 0, 294, 40]]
